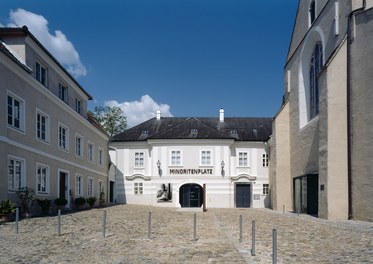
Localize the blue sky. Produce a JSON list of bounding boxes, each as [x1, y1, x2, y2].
[[1, 0, 298, 127]]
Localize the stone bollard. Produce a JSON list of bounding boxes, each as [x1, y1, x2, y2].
[[251, 220, 256, 256], [193, 213, 197, 241], [239, 215, 243, 243], [272, 229, 277, 264]]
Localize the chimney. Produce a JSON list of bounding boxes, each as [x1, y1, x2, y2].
[[219, 108, 224, 122], [156, 110, 161, 120]]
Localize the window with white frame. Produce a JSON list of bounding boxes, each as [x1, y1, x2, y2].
[[238, 152, 248, 167], [135, 152, 144, 167], [134, 182, 143, 195], [58, 83, 68, 103], [263, 184, 269, 195], [98, 147, 104, 166], [36, 61, 47, 86], [98, 180, 104, 193], [75, 134, 83, 158], [75, 174, 83, 197], [87, 177, 94, 196], [36, 109, 49, 143], [7, 93, 25, 132], [8, 156, 25, 191], [262, 154, 269, 167], [75, 98, 82, 114], [58, 123, 69, 151], [88, 142, 94, 162], [36, 163, 49, 194], [201, 150, 212, 166], [171, 150, 181, 166]]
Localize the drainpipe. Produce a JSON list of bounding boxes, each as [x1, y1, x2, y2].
[[347, 0, 366, 220]]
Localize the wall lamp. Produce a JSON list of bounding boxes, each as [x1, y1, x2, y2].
[[221, 161, 225, 176], [157, 160, 162, 176]]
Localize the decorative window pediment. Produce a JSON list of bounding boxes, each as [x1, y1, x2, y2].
[[230, 174, 257, 182], [126, 174, 151, 181]]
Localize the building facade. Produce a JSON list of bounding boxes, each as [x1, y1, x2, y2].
[[110, 110, 271, 209], [0, 27, 110, 211], [270, 0, 373, 221]]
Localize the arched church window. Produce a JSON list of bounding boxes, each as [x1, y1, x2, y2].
[[309, 41, 323, 119]]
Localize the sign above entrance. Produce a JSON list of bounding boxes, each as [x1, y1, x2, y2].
[[170, 168, 213, 175]]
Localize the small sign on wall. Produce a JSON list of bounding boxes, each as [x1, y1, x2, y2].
[[253, 194, 260, 200]]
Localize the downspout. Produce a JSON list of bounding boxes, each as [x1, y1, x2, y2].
[[347, 0, 366, 220]]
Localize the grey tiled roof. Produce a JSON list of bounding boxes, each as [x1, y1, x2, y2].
[[111, 116, 272, 142]]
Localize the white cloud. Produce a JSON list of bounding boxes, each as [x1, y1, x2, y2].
[[4, 9, 86, 78], [105, 95, 173, 128]]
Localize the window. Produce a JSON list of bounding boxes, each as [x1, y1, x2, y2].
[[36, 109, 49, 143], [98, 147, 104, 166], [171, 150, 181, 166], [75, 98, 82, 114], [263, 184, 269, 195], [36, 163, 49, 194], [75, 134, 83, 157], [135, 152, 144, 167], [88, 142, 94, 162], [238, 152, 248, 167], [309, 0, 316, 26], [8, 156, 25, 191], [59, 83, 68, 103], [75, 174, 83, 197], [36, 61, 47, 86], [201, 150, 212, 166], [7, 93, 24, 131], [134, 182, 143, 195], [58, 123, 69, 151], [87, 177, 94, 196], [309, 42, 323, 120], [98, 180, 104, 193], [262, 154, 269, 167]]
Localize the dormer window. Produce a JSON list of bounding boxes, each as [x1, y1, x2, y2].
[[191, 129, 198, 137], [309, 0, 316, 26], [36, 61, 47, 86]]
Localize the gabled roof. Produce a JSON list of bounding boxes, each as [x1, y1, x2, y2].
[[111, 116, 272, 142], [0, 26, 93, 100]]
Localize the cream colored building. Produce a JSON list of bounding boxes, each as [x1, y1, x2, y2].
[[270, 0, 373, 221], [0, 27, 110, 211]]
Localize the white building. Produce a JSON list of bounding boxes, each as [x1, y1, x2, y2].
[[110, 109, 272, 209]]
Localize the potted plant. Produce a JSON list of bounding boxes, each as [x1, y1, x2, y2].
[[0, 199, 16, 222], [36, 198, 51, 215], [73, 197, 86, 210], [54, 197, 68, 211], [86, 197, 97, 208], [99, 191, 105, 206], [16, 187, 35, 218]]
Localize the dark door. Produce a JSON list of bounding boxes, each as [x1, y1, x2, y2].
[[110, 181, 114, 203], [236, 184, 250, 208], [59, 172, 66, 198], [179, 184, 203, 207]]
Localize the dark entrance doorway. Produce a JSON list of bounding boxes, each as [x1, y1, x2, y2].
[[59, 172, 67, 199], [110, 181, 115, 203], [294, 174, 318, 216], [179, 183, 203, 207], [236, 183, 251, 208]]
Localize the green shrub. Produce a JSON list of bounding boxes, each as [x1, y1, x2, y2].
[[86, 197, 97, 208], [16, 187, 35, 213], [54, 197, 68, 206], [0, 200, 16, 217], [36, 198, 51, 215], [74, 197, 86, 207]]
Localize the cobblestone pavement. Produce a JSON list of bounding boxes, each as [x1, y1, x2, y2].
[[0, 205, 372, 263]]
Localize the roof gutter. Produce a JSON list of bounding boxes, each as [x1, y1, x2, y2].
[[347, 0, 366, 220]]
